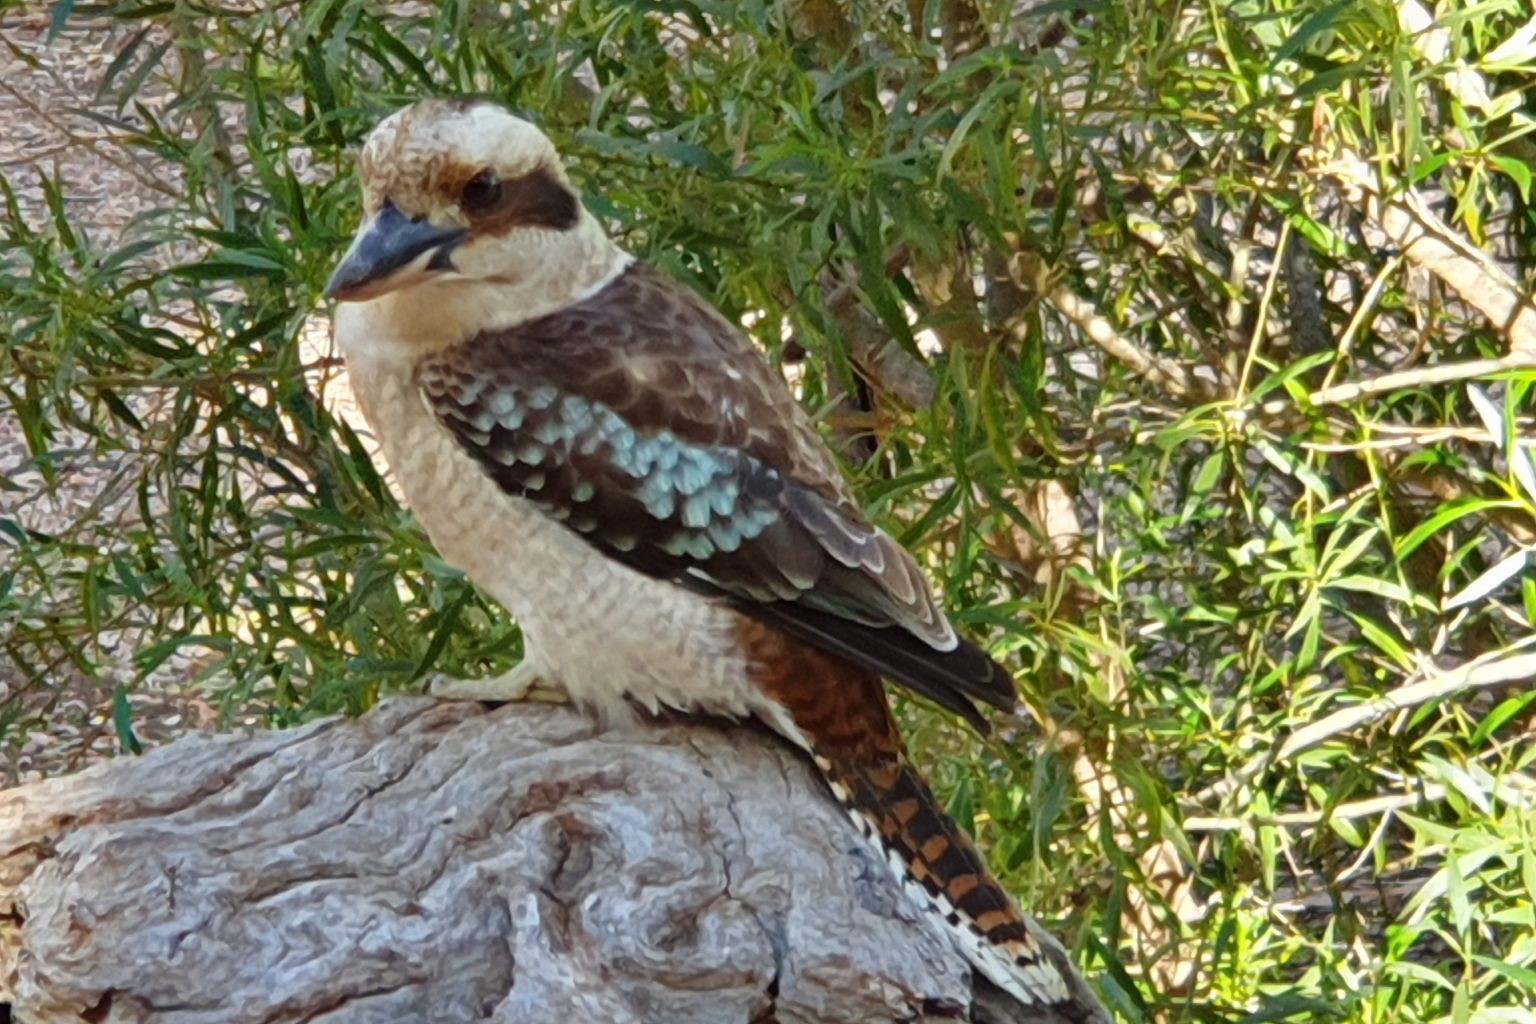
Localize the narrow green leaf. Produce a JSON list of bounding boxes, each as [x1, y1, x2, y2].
[[1491, 153, 1534, 202], [112, 685, 143, 756], [48, 0, 76, 41], [1397, 498, 1519, 560], [1472, 690, 1536, 747], [1272, 1, 1351, 65]]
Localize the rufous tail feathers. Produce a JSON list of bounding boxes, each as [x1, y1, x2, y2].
[[738, 619, 1110, 1022], [822, 753, 1107, 1021]]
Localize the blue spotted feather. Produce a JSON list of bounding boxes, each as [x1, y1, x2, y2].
[[416, 262, 1016, 729]]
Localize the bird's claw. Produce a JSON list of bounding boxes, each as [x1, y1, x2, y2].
[[426, 662, 568, 704]]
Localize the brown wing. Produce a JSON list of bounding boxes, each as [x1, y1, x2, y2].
[[416, 261, 1015, 723]]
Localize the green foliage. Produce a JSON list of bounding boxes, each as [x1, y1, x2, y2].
[[3, 1, 1536, 1020]]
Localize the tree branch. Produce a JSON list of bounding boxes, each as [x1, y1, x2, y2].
[[1195, 645, 1536, 805], [1310, 352, 1536, 406], [1306, 149, 1536, 354], [0, 698, 1097, 1024]]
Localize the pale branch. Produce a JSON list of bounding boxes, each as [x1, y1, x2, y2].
[[1309, 352, 1536, 406], [1302, 422, 1533, 452], [1195, 646, 1536, 805], [0, 698, 1100, 1024], [994, 248, 1198, 398], [907, 245, 989, 355], [1012, 489, 1204, 994], [1184, 786, 1452, 833], [822, 269, 938, 410], [1045, 283, 1196, 398], [1306, 149, 1536, 355], [1185, 769, 1536, 833]]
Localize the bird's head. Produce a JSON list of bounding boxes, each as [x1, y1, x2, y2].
[[326, 99, 618, 324]]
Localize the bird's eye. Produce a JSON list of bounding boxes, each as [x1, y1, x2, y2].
[[461, 169, 503, 214]]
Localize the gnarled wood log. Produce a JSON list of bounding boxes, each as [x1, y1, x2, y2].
[[0, 698, 1092, 1023]]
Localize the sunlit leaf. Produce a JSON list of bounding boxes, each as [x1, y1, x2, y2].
[[1446, 548, 1532, 610]]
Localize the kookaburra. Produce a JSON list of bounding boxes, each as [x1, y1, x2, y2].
[[326, 98, 1106, 1021]]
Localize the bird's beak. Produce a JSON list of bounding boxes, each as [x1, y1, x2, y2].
[[325, 201, 468, 302]]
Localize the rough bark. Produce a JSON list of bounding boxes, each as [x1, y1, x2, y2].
[[0, 698, 1085, 1024]]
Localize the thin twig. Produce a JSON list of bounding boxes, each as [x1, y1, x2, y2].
[[1182, 783, 1505, 832], [1310, 352, 1536, 406], [1196, 644, 1536, 804], [1318, 254, 1404, 393], [1046, 283, 1195, 398], [1234, 220, 1291, 403], [0, 78, 182, 201], [1186, 788, 1441, 832]]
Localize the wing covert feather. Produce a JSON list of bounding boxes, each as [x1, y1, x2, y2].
[[415, 262, 1015, 721]]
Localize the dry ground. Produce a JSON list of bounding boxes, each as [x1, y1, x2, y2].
[[0, 9, 317, 783]]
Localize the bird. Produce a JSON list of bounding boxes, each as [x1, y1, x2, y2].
[[326, 98, 1108, 1022]]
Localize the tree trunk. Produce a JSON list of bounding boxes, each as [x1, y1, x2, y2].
[[0, 699, 1088, 1023]]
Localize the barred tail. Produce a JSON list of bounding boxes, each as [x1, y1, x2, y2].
[[737, 618, 1109, 1021], [819, 753, 1106, 1022]]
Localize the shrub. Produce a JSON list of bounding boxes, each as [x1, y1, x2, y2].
[[3, 2, 1534, 1020]]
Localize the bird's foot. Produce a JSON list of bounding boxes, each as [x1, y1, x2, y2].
[[426, 661, 568, 704]]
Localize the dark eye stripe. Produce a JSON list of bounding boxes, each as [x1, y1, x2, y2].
[[460, 165, 579, 233]]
